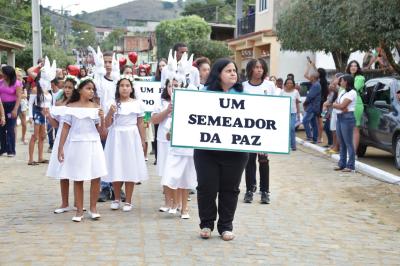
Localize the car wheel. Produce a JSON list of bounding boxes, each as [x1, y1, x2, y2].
[[395, 136, 400, 170], [356, 144, 367, 157]]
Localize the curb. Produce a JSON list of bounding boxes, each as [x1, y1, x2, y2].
[[296, 137, 400, 185]]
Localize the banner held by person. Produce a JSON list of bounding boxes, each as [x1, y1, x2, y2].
[[171, 90, 291, 154], [134, 81, 162, 112]]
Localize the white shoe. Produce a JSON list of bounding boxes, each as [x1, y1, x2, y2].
[[168, 208, 177, 214], [88, 211, 101, 220], [145, 157, 149, 161], [159, 206, 169, 212], [72, 215, 84, 222], [181, 213, 190, 219], [122, 203, 132, 212], [54, 206, 72, 214], [110, 200, 120, 210]]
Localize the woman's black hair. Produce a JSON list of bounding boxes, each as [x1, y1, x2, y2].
[[155, 58, 167, 82], [62, 77, 77, 103], [318, 67, 329, 104], [115, 78, 135, 109], [1, 65, 17, 86], [346, 60, 363, 76], [205, 58, 243, 92], [161, 79, 172, 101], [68, 78, 97, 104], [121, 65, 133, 75], [341, 74, 355, 92], [34, 71, 44, 107], [284, 78, 295, 86], [78, 67, 87, 79], [245, 58, 268, 81]]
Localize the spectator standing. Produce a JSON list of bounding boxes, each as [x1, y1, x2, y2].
[[346, 60, 365, 153], [0, 65, 22, 156], [281, 78, 301, 151], [303, 64, 321, 143], [332, 74, 357, 172]]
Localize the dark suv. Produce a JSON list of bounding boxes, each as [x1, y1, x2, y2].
[[358, 77, 400, 169]]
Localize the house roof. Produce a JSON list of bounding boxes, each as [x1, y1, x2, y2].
[[0, 38, 25, 51]]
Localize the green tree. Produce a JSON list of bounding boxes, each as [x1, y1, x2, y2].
[[277, 0, 400, 74], [0, 0, 55, 45], [155, 15, 211, 59], [182, 0, 255, 24], [15, 44, 75, 70], [276, 0, 366, 71], [359, 0, 400, 74], [71, 20, 96, 48], [100, 28, 125, 51], [188, 39, 232, 63]]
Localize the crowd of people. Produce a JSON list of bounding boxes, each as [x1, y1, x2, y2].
[[0, 41, 365, 241]]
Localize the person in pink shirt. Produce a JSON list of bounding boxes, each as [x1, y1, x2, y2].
[[0, 65, 22, 156]]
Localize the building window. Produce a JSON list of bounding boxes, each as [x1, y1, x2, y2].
[[259, 0, 268, 12]]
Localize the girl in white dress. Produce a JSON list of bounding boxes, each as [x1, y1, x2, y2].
[[161, 79, 197, 219], [151, 78, 173, 212], [58, 77, 107, 222], [44, 76, 77, 214], [103, 76, 148, 212]]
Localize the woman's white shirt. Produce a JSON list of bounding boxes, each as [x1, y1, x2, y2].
[[337, 89, 357, 113]]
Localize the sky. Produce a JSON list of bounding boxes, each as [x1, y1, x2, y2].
[[41, 0, 177, 15]]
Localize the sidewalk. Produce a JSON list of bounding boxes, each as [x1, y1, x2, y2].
[[0, 141, 399, 265]]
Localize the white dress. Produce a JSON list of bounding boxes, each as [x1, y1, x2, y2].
[[103, 101, 149, 182], [161, 147, 197, 190], [57, 107, 108, 181], [153, 99, 172, 177], [46, 106, 67, 179]]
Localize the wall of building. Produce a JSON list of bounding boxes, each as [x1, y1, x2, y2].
[[255, 0, 273, 32]]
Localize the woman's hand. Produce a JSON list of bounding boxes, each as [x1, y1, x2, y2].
[[166, 103, 173, 114], [58, 148, 64, 163], [166, 132, 171, 141], [42, 107, 50, 118], [11, 109, 17, 119], [108, 104, 116, 116], [98, 108, 105, 119], [0, 116, 5, 126]]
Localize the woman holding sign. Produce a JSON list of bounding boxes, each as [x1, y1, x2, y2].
[[194, 58, 249, 241]]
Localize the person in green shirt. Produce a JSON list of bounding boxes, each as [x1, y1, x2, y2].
[[346, 60, 365, 153]]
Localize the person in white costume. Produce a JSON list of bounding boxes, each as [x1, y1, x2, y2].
[[103, 75, 148, 212], [57, 77, 107, 222], [152, 50, 197, 219], [28, 57, 56, 165], [88, 46, 124, 202], [44, 75, 78, 214]]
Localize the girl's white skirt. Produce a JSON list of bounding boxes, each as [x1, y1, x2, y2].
[[58, 140, 108, 181], [161, 154, 197, 190], [103, 126, 148, 182], [156, 141, 169, 177], [46, 123, 64, 179]]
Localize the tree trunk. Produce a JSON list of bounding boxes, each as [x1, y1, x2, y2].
[[381, 41, 400, 75], [331, 50, 350, 72]]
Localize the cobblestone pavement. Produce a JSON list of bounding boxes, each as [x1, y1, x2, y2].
[[0, 140, 399, 265]]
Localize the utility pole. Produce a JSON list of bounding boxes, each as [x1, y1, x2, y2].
[[31, 0, 42, 65]]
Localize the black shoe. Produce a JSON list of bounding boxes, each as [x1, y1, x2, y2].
[[153, 160, 157, 165], [98, 188, 111, 202], [261, 192, 270, 204], [243, 191, 253, 203], [251, 185, 257, 193], [120, 189, 126, 202]]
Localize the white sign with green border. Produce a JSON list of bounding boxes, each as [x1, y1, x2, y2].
[[171, 89, 291, 154], [134, 81, 162, 112]]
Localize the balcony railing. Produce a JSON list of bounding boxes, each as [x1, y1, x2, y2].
[[237, 14, 255, 36]]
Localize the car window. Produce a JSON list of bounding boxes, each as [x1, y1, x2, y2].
[[372, 84, 391, 105]]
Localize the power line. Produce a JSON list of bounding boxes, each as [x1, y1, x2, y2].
[[0, 14, 31, 25]]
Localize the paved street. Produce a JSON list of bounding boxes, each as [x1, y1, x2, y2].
[[1, 140, 400, 265]]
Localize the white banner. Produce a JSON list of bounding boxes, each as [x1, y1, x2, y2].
[[134, 81, 162, 112], [171, 89, 291, 154]]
